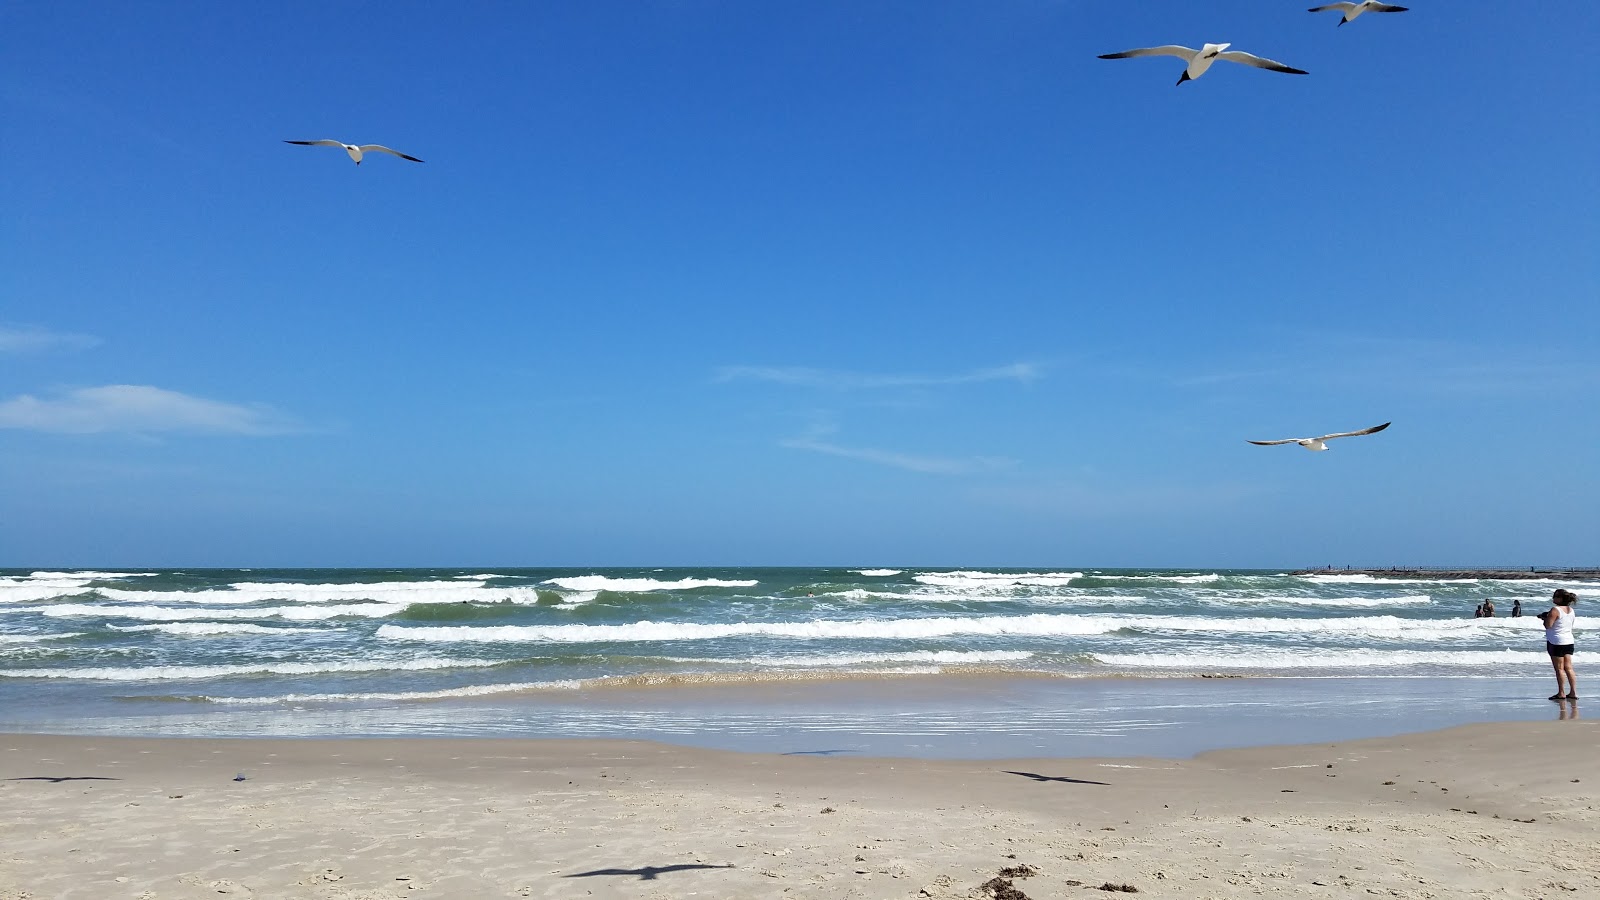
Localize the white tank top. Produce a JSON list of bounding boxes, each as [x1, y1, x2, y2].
[[1545, 607, 1576, 645]]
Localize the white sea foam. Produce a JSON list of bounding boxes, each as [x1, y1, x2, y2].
[[378, 613, 1127, 644], [1090, 573, 1222, 584], [1299, 573, 1489, 585], [0, 580, 99, 603], [1208, 594, 1434, 608], [0, 633, 83, 644], [377, 612, 1556, 646], [1097, 648, 1541, 669], [40, 602, 409, 621], [542, 576, 759, 592], [27, 571, 155, 579], [93, 582, 545, 606], [1126, 614, 1548, 640], [823, 588, 910, 601], [745, 650, 1033, 667], [202, 681, 581, 704], [555, 591, 601, 608], [0, 657, 502, 681], [913, 571, 1084, 588], [909, 589, 1148, 606], [855, 569, 903, 577], [107, 623, 326, 636]]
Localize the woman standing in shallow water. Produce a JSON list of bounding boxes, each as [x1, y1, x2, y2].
[[1540, 589, 1578, 700]]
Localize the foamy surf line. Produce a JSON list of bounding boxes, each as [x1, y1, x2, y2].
[[108, 623, 327, 636], [541, 576, 759, 592], [375, 612, 1548, 644], [181, 680, 583, 704], [913, 571, 1085, 588], [89, 583, 546, 605], [58, 672, 1565, 755], [39, 602, 411, 621], [1098, 648, 1544, 669], [128, 666, 1047, 706], [0, 657, 506, 681]]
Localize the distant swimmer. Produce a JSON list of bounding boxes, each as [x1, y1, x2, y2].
[[1308, 2, 1409, 27], [284, 140, 423, 165], [1248, 421, 1390, 452]]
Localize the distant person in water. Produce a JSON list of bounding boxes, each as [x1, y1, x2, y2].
[[1473, 603, 1485, 618], [1512, 599, 1523, 618], [1483, 599, 1496, 617], [1539, 589, 1578, 701]]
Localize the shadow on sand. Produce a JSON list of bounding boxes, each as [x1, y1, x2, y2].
[[1002, 770, 1109, 786], [566, 863, 734, 881]]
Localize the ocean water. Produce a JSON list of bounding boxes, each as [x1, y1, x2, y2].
[[0, 567, 1588, 756]]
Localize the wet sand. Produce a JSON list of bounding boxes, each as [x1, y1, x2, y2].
[[3, 717, 1597, 899]]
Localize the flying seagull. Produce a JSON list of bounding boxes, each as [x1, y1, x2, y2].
[[1308, 2, 1409, 27], [284, 140, 423, 165], [1248, 422, 1391, 451], [1098, 43, 1308, 85]]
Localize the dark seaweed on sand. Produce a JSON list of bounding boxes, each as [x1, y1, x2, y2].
[[979, 876, 1032, 900]]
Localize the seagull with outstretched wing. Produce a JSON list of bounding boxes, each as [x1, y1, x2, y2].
[[1248, 422, 1391, 451], [284, 140, 423, 165], [1308, 2, 1409, 27], [1099, 42, 1308, 85]]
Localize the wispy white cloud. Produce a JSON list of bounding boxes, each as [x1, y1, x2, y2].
[[780, 426, 1015, 476], [0, 385, 297, 436], [717, 362, 1042, 390], [0, 326, 100, 354]]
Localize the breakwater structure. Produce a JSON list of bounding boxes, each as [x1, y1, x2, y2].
[[1293, 566, 1600, 581]]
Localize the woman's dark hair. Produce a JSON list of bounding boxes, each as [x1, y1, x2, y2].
[[1553, 589, 1578, 606]]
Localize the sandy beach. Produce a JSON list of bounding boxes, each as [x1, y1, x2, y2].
[[4, 717, 1598, 900]]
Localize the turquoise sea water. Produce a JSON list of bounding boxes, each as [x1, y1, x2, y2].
[[0, 567, 1588, 756]]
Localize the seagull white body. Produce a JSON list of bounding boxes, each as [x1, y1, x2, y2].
[[1098, 42, 1308, 85], [284, 140, 423, 165], [1248, 422, 1391, 451], [1308, 2, 1409, 26]]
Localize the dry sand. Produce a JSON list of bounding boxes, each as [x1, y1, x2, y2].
[[3, 719, 1598, 899]]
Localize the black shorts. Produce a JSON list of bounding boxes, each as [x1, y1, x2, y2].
[[1548, 642, 1576, 658]]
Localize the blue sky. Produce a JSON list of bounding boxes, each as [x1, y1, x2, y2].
[[2, 1, 1596, 567]]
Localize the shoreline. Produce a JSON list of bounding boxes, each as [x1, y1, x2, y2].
[[4, 720, 1597, 898], [1, 673, 1571, 760]]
